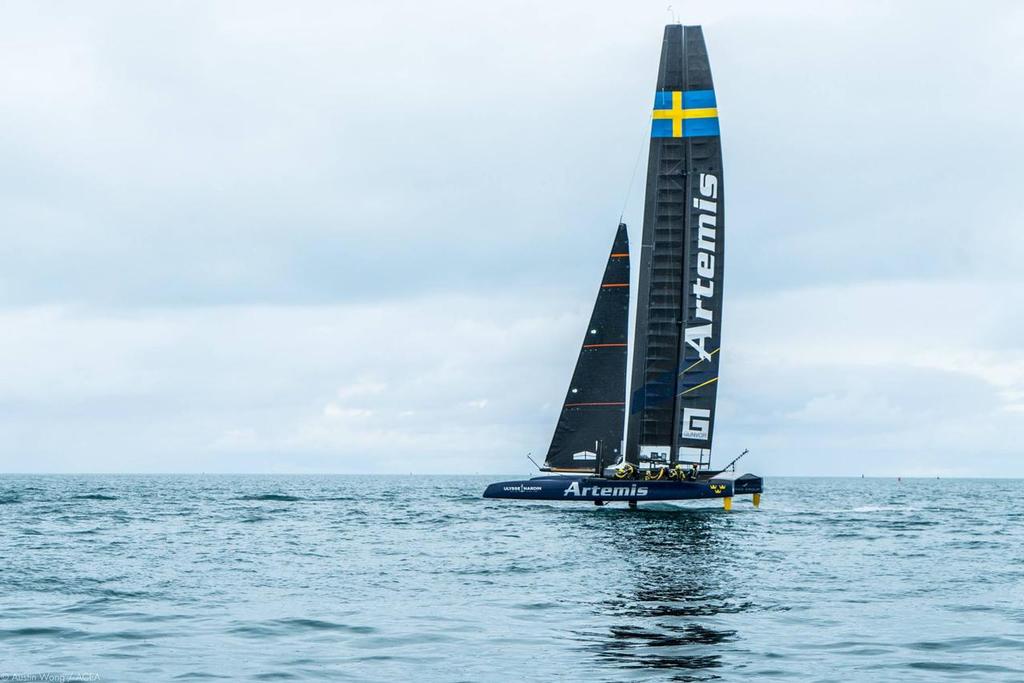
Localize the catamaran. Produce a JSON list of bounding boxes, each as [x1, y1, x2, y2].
[[483, 25, 763, 509]]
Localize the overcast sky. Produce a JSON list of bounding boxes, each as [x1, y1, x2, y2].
[[1, 1, 1022, 476]]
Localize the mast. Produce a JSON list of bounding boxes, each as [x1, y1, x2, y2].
[[543, 224, 630, 472], [627, 25, 724, 469]]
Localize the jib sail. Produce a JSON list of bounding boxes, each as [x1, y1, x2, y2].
[[626, 25, 724, 468], [544, 224, 630, 472]]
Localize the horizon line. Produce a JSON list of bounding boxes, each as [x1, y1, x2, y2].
[[2, 472, 1022, 480]]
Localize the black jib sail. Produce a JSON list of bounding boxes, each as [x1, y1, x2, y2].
[[626, 25, 724, 468], [544, 223, 630, 472]]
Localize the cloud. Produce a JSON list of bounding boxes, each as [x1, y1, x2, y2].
[[1, 279, 1020, 475], [0, 1, 1022, 474], [0, 290, 587, 472], [717, 281, 1024, 476], [4, 1, 1018, 309], [322, 405, 374, 419]]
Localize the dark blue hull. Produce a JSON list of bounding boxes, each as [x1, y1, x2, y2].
[[483, 473, 762, 503]]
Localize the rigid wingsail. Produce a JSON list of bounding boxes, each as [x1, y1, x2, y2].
[[484, 25, 762, 508]]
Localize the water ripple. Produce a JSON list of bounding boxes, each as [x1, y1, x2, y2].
[[0, 475, 1021, 681]]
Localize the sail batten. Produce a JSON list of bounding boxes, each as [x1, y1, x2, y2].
[[543, 224, 630, 471]]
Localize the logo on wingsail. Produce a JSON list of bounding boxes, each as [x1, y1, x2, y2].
[[685, 173, 718, 364], [681, 408, 710, 441]]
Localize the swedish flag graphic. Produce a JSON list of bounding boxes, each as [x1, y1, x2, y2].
[[651, 90, 719, 138]]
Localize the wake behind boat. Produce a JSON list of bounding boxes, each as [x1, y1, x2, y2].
[[484, 24, 763, 509]]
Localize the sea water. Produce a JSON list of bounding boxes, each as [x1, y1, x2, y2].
[[1, 475, 1022, 681]]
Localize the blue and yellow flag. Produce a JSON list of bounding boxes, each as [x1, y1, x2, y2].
[[651, 90, 719, 138]]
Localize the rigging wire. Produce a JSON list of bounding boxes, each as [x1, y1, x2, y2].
[[619, 30, 669, 224], [622, 28, 670, 452], [618, 121, 649, 224], [620, 27, 670, 225]]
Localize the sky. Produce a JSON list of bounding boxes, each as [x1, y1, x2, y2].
[[1, 1, 1022, 476]]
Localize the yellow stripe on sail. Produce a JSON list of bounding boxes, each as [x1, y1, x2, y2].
[[680, 347, 720, 375], [679, 376, 718, 396]]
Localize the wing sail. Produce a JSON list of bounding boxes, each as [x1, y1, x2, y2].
[[627, 25, 724, 467]]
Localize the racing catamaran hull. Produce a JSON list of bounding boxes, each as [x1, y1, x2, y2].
[[483, 473, 763, 503]]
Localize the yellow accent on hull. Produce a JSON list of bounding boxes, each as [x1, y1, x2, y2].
[[723, 496, 732, 511]]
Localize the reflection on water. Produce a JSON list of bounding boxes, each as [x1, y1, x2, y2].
[[580, 509, 744, 680]]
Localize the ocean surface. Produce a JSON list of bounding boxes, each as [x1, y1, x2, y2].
[[1, 475, 1022, 682]]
